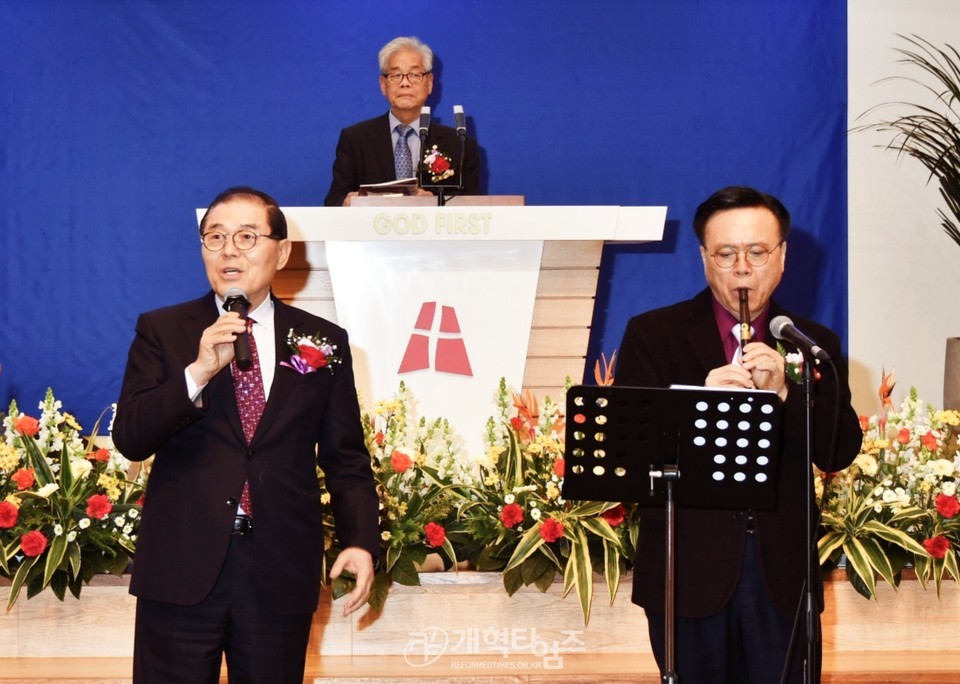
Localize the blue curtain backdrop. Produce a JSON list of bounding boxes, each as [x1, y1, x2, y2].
[[0, 0, 847, 427]]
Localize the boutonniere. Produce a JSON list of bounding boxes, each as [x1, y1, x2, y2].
[[778, 343, 821, 384], [280, 329, 340, 375], [421, 145, 455, 182]]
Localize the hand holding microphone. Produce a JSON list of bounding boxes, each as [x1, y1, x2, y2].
[[223, 288, 252, 370]]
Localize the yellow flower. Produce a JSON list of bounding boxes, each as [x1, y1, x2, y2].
[[381, 531, 392, 541], [320, 492, 331, 505], [854, 452, 879, 477], [934, 410, 960, 426], [4, 494, 22, 508], [546, 482, 561, 501], [62, 412, 82, 431], [97, 473, 121, 500], [0, 443, 18, 471]]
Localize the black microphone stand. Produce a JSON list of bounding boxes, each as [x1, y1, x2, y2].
[[782, 351, 818, 684]]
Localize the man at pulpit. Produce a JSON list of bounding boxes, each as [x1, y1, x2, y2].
[[615, 186, 862, 683], [324, 35, 480, 206], [114, 186, 380, 684]]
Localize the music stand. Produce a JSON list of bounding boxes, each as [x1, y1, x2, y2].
[[563, 384, 783, 683]]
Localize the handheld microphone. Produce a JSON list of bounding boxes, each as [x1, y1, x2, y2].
[[453, 104, 467, 142], [223, 288, 252, 370], [769, 315, 830, 362], [418, 106, 431, 142]]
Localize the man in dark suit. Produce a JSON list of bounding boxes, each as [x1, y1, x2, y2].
[[615, 186, 861, 683], [114, 187, 380, 683], [324, 35, 480, 207]]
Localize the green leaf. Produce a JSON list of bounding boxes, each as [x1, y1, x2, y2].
[[568, 526, 593, 626], [842, 537, 878, 599], [860, 519, 930, 556], [6, 555, 40, 611], [503, 524, 546, 573], [579, 516, 622, 546], [43, 535, 69, 588], [818, 530, 845, 565], [602, 537, 621, 606]]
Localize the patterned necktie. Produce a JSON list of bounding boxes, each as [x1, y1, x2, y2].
[[394, 124, 413, 179], [231, 319, 265, 517]]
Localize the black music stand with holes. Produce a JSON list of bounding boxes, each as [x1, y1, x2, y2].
[[562, 384, 783, 684]]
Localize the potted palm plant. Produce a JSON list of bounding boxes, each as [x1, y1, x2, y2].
[[857, 35, 960, 410]]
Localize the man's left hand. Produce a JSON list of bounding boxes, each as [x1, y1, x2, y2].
[[330, 547, 375, 617], [741, 341, 788, 401]]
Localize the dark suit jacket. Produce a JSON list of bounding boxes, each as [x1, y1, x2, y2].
[[615, 288, 861, 619], [324, 112, 480, 206], [113, 293, 380, 614]]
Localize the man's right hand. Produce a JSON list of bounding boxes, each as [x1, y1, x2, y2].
[[187, 312, 246, 387]]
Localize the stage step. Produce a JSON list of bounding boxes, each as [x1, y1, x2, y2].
[[2, 652, 960, 683]]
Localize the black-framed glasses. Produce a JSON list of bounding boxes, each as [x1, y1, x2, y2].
[[708, 241, 784, 269], [381, 71, 430, 85], [201, 230, 279, 252]]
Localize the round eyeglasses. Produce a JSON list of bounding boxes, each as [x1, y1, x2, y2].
[[201, 230, 280, 252], [381, 71, 430, 85], [708, 241, 784, 269]]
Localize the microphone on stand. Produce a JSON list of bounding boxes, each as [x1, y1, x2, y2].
[[453, 105, 467, 192], [418, 105, 431, 144], [769, 315, 830, 362], [223, 288, 252, 371], [453, 104, 467, 142]]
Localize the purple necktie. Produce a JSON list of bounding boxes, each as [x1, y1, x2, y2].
[[231, 319, 265, 517]]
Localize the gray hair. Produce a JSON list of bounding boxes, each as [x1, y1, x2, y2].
[[378, 36, 433, 73]]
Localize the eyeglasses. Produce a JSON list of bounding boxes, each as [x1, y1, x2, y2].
[[707, 241, 784, 269], [381, 71, 430, 85], [201, 230, 280, 252]]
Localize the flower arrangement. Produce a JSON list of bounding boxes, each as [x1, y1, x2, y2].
[[1, 389, 144, 609], [453, 381, 637, 625], [818, 371, 960, 598], [279, 328, 340, 375], [420, 145, 455, 183], [324, 382, 479, 611]]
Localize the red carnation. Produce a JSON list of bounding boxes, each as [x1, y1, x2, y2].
[[390, 450, 412, 474], [430, 156, 451, 174], [923, 534, 951, 559], [539, 518, 565, 543], [500, 503, 523, 529], [601, 504, 626, 527], [20, 530, 48, 557], [424, 522, 446, 548], [897, 428, 911, 445], [14, 415, 40, 436], [86, 494, 113, 520], [921, 431, 939, 451], [297, 344, 328, 369], [0, 501, 19, 528], [375, 431, 385, 447], [12, 468, 36, 490], [935, 493, 960, 519]]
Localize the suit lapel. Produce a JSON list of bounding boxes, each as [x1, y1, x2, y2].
[[252, 298, 304, 442], [686, 289, 729, 375], [374, 113, 398, 180]]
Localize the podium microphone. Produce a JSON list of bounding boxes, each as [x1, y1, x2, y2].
[[223, 288, 252, 371], [769, 315, 830, 362], [453, 104, 467, 142], [418, 106, 431, 143]]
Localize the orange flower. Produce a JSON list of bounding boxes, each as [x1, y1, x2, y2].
[[878, 369, 896, 411], [553, 458, 565, 479], [859, 415, 870, 432], [14, 415, 40, 436], [510, 388, 539, 442], [12, 468, 35, 490], [594, 350, 617, 387], [897, 428, 911, 445], [90, 448, 111, 462], [390, 450, 412, 474], [921, 431, 938, 451], [375, 431, 385, 447]]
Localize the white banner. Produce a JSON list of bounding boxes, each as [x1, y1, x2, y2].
[[326, 241, 543, 456]]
